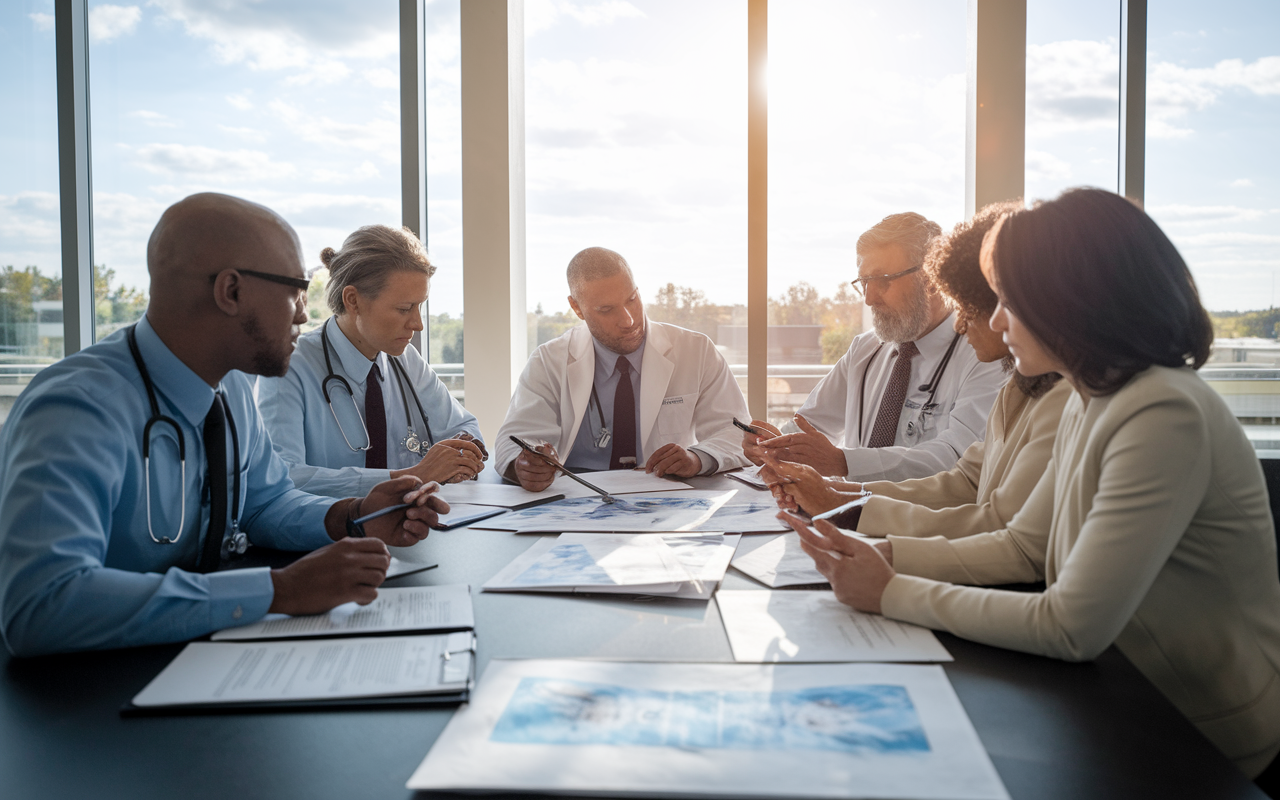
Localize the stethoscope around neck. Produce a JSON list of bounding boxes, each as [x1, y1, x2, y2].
[[856, 331, 962, 443], [320, 317, 434, 455], [127, 324, 246, 557]]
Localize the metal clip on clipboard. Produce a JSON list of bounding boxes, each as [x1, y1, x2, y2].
[[440, 631, 478, 685]]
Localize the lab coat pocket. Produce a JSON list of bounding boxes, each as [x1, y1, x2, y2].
[[656, 393, 697, 436]]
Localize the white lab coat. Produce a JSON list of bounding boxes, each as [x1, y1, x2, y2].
[[494, 322, 751, 477]]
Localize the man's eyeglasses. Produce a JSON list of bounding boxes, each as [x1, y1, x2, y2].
[[210, 269, 311, 293], [850, 264, 922, 298]]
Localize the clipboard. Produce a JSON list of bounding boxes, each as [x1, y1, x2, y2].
[[122, 632, 476, 718]]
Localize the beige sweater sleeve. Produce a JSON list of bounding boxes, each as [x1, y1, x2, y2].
[[857, 382, 1065, 540], [880, 393, 1212, 662]]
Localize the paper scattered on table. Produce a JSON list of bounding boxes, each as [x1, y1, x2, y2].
[[212, 584, 474, 641], [726, 464, 770, 490], [689, 496, 789, 533], [437, 470, 690, 508], [731, 531, 831, 586], [471, 490, 734, 533], [716, 590, 952, 663], [133, 632, 475, 707], [483, 532, 737, 599], [407, 659, 1008, 800]]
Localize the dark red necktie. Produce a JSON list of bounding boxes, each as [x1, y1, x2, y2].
[[609, 357, 636, 470], [365, 362, 387, 469]]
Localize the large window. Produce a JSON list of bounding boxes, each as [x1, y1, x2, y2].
[[1145, 2, 1280, 449], [766, 0, 966, 425], [1024, 0, 1119, 203], [86, 0, 402, 339], [523, 0, 748, 380], [0, 1, 63, 427]]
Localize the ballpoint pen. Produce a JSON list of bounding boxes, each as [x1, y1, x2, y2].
[[509, 435, 617, 504], [732, 417, 764, 436]]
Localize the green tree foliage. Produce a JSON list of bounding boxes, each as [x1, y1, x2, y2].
[[94, 266, 149, 341], [1209, 308, 1280, 339], [648, 283, 728, 339]]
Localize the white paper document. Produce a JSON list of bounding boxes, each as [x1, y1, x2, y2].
[[438, 470, 690, 508], [716, 590, 952, 663], [690, 496, 790, 533], [730, 530, 875, 587], [482, 532, 738, 599], [472, 490, 735, 533], [407, 659, 1009, 800], [726, 464, 770, 490], [212, 585, 474, 641], [133, 632, 475, 707]]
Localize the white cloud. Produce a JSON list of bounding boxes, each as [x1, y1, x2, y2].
[[310, 160, 381, 185], [526, 0, 645, 36], [127, 143, 297, 182], [1148, 55, 1280, 139], [268, 100, 399, 155], [363, 68, 398, 89], [1026, 150, 1072, 183], [148, 0, 396, 80], [1147, 204, 1273, 225], [226, 94, 254, 111], [91, 5, 143, 43], [0, 193, 61, 256], [129, 110, 177, 128], [1231, 178, 1255, 189], [218, 125, 267, 143], [1025, 40, 1119, 136], [29, 12, 54, 32]]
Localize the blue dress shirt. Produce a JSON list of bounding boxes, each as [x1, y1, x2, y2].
[[564, 338, 646, 472], [0, 317, 334, 656], [257, 318, 483, 498]]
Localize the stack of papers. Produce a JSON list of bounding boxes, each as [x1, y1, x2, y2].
[[472, 490, 735, 533], [689, 495, 790, 533], [127, 585, 477, 714], [437, 469, 691, 508], [407, 659, 1009, 800], [483, 532, 739, 600], [716, 590, 952, 663]]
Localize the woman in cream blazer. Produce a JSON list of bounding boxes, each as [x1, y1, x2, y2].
[[764, 201, 1071, 540], [784, 188, 1280, 778]]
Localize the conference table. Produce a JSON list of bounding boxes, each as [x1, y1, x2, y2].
[[0, 474, 1267, 800]]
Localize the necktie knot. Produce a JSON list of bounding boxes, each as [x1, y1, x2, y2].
[[897, 341, 920, 361], [368, 362, 382, 383], [616, 356, 631, 375]]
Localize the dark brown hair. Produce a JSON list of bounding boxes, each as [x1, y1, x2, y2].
[[987, 188, 1214, 396], [927, 199, 1061, 398]]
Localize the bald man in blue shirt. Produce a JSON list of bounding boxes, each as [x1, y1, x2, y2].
[[0, 193, 447, 656]]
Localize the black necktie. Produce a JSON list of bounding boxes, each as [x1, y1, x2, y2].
[[197, 392, 227, 573], [365, 362, 387, 469], [609, 357, 637, 470], [867, 341, 919, 448]]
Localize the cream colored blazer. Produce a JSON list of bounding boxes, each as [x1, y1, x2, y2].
[[881, 366, 1280, 776], [857, 377, 1071, 539]]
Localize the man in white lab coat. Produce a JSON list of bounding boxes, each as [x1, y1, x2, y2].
[[494, 247, 751, 491]]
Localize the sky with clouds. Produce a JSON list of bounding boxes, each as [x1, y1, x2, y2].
[[1, 0, 1278, 329]]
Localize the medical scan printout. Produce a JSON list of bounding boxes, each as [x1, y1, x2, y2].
[[730, 530, 874, 587], [483, 533, 696, 594], [407, 659, 1008, 800], [716, 590, 952, 663], [133, 632, 475, 707], [472, 490, 735, 533], [212, 585, 474, 641], [689, 496, 791, 533]]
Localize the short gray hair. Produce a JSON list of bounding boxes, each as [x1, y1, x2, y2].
[[856, 212, 943, 270], [322, 225, 435, 316], [566, 246, 632, 298]]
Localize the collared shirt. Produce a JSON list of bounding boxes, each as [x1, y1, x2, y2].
[[794, 313, 1007, 482], [257, 318, 483, 498], [564, 337, 646, 472], [0, 316, 334, 656]]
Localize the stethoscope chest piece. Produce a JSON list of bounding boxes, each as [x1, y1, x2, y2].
[[402, 431, 422, 454], [221, 523, 249, 559]]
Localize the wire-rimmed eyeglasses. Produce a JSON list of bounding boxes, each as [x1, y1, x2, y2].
[[850, 264, 923, 298]]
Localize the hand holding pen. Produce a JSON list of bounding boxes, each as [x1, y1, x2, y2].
[[348, 477, 450, 546]]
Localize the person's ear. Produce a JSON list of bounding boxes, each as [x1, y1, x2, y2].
[[342, 285, 360, 316], [211, 269, 242, 316], [568, 295, 584, 321]]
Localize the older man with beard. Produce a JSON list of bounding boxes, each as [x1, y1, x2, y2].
[[742, 212, 1006, 482]]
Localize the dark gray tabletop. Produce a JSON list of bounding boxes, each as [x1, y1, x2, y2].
[[0, 475, 1265, 800]]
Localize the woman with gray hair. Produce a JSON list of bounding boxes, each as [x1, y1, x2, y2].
[[258, 224, 486, 498]]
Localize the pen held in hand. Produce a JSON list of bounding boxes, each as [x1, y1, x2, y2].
[[508, 435, 616, 504], [732, 417, 763, 436]]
